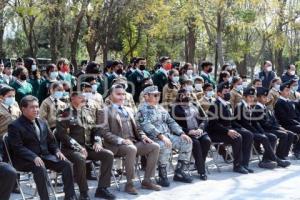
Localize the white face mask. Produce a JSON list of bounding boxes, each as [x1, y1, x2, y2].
[[31, 65, 37, 71], [172, 76, 179, 83], [289, 70, 296, 76], [206, 91, 214, 98], [274, 84, 280, 91], [185, 85, 193, 92], [242, 82, 248, 88], [228, 77, 233, 83], [266, 66, 272, 72], [187, 70, 193, 76], [236, 84, 243, 92], [49, 71, 58, 80], [82, 92, 93, 100], [91, 84, 98, 92], [194, 83, 202, 91]]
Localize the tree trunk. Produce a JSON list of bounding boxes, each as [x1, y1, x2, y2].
[[186, 17, 196, 64], [0, 11, 5, 58]]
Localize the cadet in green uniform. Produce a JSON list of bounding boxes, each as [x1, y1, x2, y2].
[[152, 56, 172, 93]]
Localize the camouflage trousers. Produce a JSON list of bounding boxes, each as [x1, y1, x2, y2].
[[154, 133, 192, 166]]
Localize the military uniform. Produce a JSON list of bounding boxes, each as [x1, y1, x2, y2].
[[128, 69, 151, 102], [56, 106, 114, 195], [38, 79, 57, 103], [39, 96, 67, 129], [230, 88, 243, 109], [10, 80, 33, 103], [152, 69, 168, 93], [267, 87, 280, 110], [200, 96, 215, 113]]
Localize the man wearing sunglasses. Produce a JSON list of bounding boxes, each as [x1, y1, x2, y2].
[[137, 85, 193, 187]]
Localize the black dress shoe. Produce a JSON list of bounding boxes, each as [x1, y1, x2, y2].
[[79, 192, 90, 200], [243, 166, 254, 173], [199, 173, 207, 181], [233, 166, 248, 174], [277, 159, 291, 168], [294, 153, 300, 160], [95, 188, 116, 200]]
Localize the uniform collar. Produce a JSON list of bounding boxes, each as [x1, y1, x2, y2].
[[279, 96, 289, 102], [256, 102, 265, 109], [217, 96, 229, 106]]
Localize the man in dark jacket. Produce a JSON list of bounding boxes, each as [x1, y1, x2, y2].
[[8, 95, 76, 200], [274, 82, 300, 159], [207, 81, 253, 174], [257, 61, 277, 89]]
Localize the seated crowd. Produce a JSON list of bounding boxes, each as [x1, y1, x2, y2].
[[0, 57, 299, 200]]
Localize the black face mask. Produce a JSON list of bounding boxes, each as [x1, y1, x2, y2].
[[207, 67, 213, 73], [139, 65, 146, 71], [223, 93, 231, 101], [181, 96, 191, 103], [116, 68, 123, 75], [20, 74, 27, 80]]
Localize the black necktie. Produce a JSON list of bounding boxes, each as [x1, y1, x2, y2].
[[8, 106, 12, 114]]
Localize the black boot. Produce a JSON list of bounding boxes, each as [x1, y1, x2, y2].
[[157, 164, 170, 187], [79, 191, 90, 200], [173, 160, 193, 183]]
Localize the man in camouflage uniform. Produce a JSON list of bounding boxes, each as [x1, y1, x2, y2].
[[56, 91, 115, 200], [136, 85, 193, 187]]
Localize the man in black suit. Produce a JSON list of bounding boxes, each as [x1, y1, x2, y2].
[[8, 95, 76, 200], [235, 87, 290, 169], [254, 87, 296, 160], [274, 82, 300, 159], [207, 81, 254, 174]]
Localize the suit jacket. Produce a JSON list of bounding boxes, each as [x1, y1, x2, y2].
[[207, 98, 242, 135], [97, 105, 144, 152], [253, 104, 281, 131], [8, 115, 59, 167], [274, 98, 300, 127]]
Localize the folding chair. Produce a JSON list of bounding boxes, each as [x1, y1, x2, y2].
[[3, 133, 58, 200], [207, 142, 234, 172], [251, 143, 262, 162]]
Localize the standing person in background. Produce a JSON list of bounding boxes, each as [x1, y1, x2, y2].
[[128, 57, 151, 103], [3, 62, 16, 85], [38, 64, 59, 103], [218, 71, 231, 84], [10, 67, 33, 104], [230, 76, 244, 109], [152, 56, 172, 93], [281, 64, 297, 84], [162, 69, 180, 110], [125, 57, 137, 78], [200, 61, 215, 88], [257, 61, 277, 89], [180, 63, 195, 80], [57, 58, 76, 89], [24, 57, 42, 98]]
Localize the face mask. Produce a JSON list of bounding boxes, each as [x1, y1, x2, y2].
[[172, 76, 179, 83], [139, 65, 146, 71], [3, 97, 15, 107], [206, 91, 214, 98], [236, 84, 243, 92], [266, 66, 272, 72], [164, 63, 172, 71], [63, 92, 69, 98], [224, 93, 231, 101], [207, 67, 213, 73], [49, 71, 58, 80], [289, 70, 296, 76], [242, 82, 248, 88], [274, 84, 280, 91], [61, 65, 69, 73], [31, 65, 37, 71], [91, 84, 98, 92], [82, 92, 93, 100], [20, 74, 27, 81], [292, 85, 298, 92], [228, 77, 233, 83], [187, 70, 193, 76], [195, 83, 202, 91], [181, 96, 191, 103], [185, 85, 193, 92], [53, 91, 64, 99], [116, 68, 123, 75]]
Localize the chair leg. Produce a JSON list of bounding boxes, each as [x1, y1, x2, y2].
[[111, 169, 120, 191]]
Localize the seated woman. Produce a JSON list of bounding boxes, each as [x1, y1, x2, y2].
[[170, 89, 211, 180]]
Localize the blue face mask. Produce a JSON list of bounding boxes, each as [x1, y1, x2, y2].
[[31, 65, 37, 71], [91, 84, 98, 92], [53, 91, 64, 99], [292, 85, 298, 92], [236, 84, 243, 92], [206, 91, 214, 98], [3, 97, 15, 107]]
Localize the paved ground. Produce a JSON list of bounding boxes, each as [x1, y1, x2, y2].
[[10, 156, 300, 200]]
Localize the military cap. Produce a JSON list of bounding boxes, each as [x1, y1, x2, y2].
[[243, 87, 256, 96], [217, 81, 230, 93], [256, 87, 269, 97], [143, 85, 160, 94]]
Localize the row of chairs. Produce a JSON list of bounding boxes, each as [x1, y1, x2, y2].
[[3, 132, 262, 200]]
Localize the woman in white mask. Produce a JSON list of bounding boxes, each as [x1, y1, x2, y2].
[[180, 63, 195, 79], [267, 77, 282, 110], [84, 76, 104, 109], [230, 76, 244, 109], [39, 81, 67, 131], [288, 78, 300, 101], [162, 69, 180, 110], [199, 83, 215, 113], [0, 86, 21, 136], [218, 71, 231, 84], [193, 76, 205, 104]]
